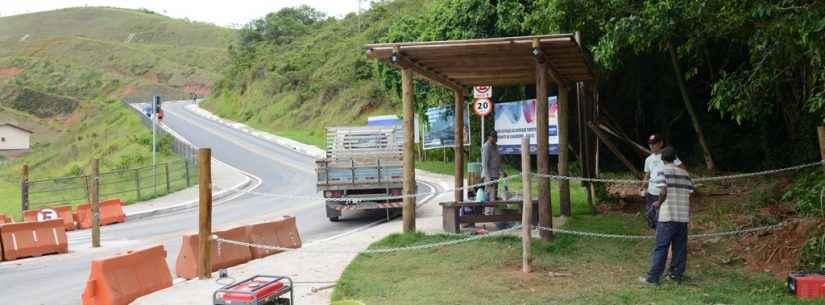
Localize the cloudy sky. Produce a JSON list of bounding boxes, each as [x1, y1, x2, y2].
[[0, 1, 366, 27]]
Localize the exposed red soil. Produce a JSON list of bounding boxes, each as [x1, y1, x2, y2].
[[0, 67, 24, 77]]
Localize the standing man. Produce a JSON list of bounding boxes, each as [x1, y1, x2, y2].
[[481, 131, 505, 201], [640, 147, 694, 285], [640, 134, 683, 229]]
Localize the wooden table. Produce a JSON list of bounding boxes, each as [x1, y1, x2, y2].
[[438, 200, 539, 233]]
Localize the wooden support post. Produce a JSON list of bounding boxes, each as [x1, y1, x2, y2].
[[535, 41, 553, 241], [588, 121, 643, 179], [197, 148, 213, 279], [21, 164, 29, 212], [454, 90, 465, 204], [90, 159, 100, 248], [557, 84, 571, 217], [818, 127, 825, 174], [401, 67, 416, 233], [521, 137, 532, 273]]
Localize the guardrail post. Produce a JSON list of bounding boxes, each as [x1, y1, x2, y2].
[[521, 136, 532, 273], [185, 161, 191, 187], [135, 169, 142, 201], [198, 148, 213, 279], [90, 159, 100, 248], [21, 164, 29, 212], [165, 163, 171, 194]]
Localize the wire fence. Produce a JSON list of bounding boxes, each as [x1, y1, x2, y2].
[[24, 159, 196, 209]]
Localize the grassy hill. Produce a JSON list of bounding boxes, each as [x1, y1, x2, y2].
[[0, 7, 233, 218]]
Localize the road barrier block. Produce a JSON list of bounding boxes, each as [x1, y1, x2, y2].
[[0, 219, 67, 261], [175, 226, 252, 279], [247, 216, 302, 259], [99, 199, 127, 225], [0, 213, 11, 225], [22, 206, 77, 231], [82, 245, 172, 305], [76, 199, 126, 229]]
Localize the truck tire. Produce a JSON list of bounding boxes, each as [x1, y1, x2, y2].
[[326, 202, 342, 222]]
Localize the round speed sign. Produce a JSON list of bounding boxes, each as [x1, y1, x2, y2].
[[473, 98, 493, 116]]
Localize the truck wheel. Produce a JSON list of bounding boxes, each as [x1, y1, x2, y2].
[[326, 202, 342, 221]]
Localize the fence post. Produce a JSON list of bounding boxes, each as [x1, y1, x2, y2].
[[185, 160, 191, 187], [521, 136, 532, 273], [198, 148, 213, 279], [134, 169, 142, 201], [90, 159, 100, 248], [21, 164, 29, 212], [165, 163, 171, 194]]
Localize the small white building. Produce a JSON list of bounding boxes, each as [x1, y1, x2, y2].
[[0, 123, 33, 159]]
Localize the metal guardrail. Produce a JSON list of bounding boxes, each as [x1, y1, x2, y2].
[[25, 160, 195, 209]]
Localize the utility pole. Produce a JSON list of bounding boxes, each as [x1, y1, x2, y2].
[[152, 95, 160, 195]]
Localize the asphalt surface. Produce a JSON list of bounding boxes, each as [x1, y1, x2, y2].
[[0, 101, 433, 305]]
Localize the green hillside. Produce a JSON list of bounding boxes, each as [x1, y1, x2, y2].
[[205, 0, 824, 171], [0, 7, 233, 218]]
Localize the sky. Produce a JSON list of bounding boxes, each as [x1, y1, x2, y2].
[[0, 1, 366, 28]]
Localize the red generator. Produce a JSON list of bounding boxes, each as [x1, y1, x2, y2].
[[214, 275, 293, 305], [788, 272, 825, 299]]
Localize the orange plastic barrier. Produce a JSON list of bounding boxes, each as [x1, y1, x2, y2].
[[0, 213, 11, 225], [21, 206, 77, 231], [0, 219, 68, 261], [76, 199, 127, 229], [246, 216, 302, 259], [175, 226, 252, 279], [82, 245, 172, 305], [99, 199, 127, 225]]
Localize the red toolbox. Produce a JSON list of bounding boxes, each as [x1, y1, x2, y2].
[[214, 275, 293, 305], [788, 272, 825, 299]]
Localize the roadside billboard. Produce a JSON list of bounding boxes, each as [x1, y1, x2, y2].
[[493, 97, 559, 155], [423, 105, 470, 150], [367, 115, 419, 143]]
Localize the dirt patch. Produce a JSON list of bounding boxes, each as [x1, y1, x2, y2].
[[183, 83, 211, 97], [735, 218, 825, 277], [0, 67, 24, 77], [62, 110, 82, 128], [120, 84, 137, 96]]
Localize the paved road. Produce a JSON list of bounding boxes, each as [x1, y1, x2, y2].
[[0, 101, 432, 305]]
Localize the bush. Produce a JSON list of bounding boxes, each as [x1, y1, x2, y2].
[[798, 231, 825, 270], [782, 171, 825, 217]]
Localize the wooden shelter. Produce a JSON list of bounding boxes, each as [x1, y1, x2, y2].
[[366, 34, 598, 240]]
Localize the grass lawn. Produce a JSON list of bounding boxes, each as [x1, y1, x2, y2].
[[332, 206, 810, 305], [333, 216, 808, 305]]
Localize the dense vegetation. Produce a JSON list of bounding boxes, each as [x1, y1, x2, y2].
[[209, 0, 824, 171]]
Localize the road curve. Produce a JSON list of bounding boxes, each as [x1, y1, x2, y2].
[[0, 101, 433, 305]]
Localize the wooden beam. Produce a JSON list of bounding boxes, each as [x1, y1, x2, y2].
[[587, 121, 643, 179], [454, 90, 465, 204], [535, 53, 553, 241], [392, 52, 463, 92], [521, 136, 532, 273], [557, 86, 571, 217], [401, 67, 417, 233]]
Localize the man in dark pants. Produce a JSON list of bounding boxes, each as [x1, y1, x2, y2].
[[640, 147, 694, 285], [640, 134, 683, 229]]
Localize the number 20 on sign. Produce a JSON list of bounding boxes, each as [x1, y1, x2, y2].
[[473, 98, 492, 116]]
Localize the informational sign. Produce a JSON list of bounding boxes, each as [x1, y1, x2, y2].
[[493, 97, 559, 155], [472, 98, 493, 116], [367, 115, 419, 143], [36, 208, 58, 222], [473, 86, 492, 99], [423, 105, 470, 150]]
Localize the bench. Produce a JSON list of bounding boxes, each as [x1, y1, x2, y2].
[[438, 200, 539, 233]]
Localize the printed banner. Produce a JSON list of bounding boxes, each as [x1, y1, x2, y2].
[[493, 97, 559, 155], [423, 105, 470, 150]]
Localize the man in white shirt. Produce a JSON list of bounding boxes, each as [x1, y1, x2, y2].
[[640, 134, 683, 229]]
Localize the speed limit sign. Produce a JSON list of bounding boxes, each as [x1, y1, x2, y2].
[[473, 98, 493, 116], [37, 208, 58, 222]]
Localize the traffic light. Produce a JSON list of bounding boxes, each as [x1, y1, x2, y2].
[[153, 96, 162, 113]]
